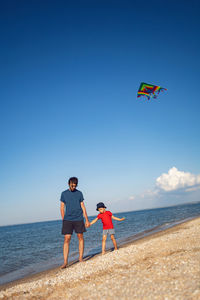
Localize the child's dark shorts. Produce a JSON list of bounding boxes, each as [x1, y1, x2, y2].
[[62, 220, 86, 235]]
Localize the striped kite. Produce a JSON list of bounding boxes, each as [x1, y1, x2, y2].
[[137, 82, 167, 100]]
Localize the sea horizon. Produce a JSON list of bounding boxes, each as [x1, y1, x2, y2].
[[1, 200, 199, 228]]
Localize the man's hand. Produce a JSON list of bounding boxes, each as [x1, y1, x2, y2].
[[81, 202, 90, 228], [85, 220, 90, 228]]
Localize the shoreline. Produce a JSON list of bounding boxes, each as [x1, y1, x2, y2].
[[0, 215, 198, 290], [0, 216, 199, 299]]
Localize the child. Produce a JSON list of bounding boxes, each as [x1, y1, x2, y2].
[[90, 202, 125, 255]]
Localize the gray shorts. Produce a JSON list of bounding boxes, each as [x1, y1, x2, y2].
[[103, 229, 115, 236]]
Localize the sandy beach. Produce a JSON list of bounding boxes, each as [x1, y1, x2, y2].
[[0, 217, 199, 300]]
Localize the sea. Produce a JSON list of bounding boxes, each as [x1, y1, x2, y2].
[[0, 201, 200, 286]]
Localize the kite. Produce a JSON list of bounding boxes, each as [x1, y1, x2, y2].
[[137, 82, 167, 100]]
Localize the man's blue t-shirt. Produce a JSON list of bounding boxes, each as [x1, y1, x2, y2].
[[60, 189, 84, 221]]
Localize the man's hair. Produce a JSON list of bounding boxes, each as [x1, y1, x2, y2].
[[68, 177, 78, 185]]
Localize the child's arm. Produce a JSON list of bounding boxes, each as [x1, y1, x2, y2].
[[112, 215, 125, 221], [90, 217, 98, 226]]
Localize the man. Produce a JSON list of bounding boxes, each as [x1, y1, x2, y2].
[[60, 177, 90, 268]]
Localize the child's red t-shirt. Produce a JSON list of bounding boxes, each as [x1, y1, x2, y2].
[[97, 211, 114, 230]]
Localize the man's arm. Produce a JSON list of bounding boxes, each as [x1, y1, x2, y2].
[[60, 202, 65, 220], [112, 215, 125, 221], [80, 201, 90, 227]]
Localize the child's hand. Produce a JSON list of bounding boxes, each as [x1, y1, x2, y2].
[[121, 217, 125, 221]]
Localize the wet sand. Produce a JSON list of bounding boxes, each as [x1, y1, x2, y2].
[[0, 217, 199, 299]]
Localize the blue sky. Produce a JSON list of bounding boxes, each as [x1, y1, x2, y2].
[[0, 0, 200, 226]]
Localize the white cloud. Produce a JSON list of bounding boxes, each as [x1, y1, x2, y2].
[[108, 167, 200, 213], [185, 186, 200, 192], [141, 189, 159, 198], [156, 167, 200, 192]]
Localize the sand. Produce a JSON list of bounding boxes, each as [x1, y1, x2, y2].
[[0, 217, 199, 300]]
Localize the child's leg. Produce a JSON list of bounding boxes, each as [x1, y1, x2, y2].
[[102, 234, 107, 254], [110, 234, 118, 250]]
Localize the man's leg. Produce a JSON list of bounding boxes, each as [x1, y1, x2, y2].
[[110, 234, 118, 250], [102, 235, 107, 254], [61, 234, 71, 269], [77, 233, 84, 262]]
